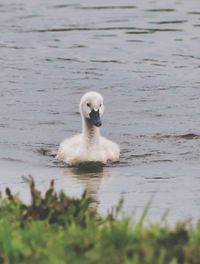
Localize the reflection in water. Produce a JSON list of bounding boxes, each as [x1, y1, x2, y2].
[[1, 0, 200, 223], [61, 164, 111, 205]]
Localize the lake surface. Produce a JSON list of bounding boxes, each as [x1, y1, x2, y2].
[[0, 0, 200, 223]]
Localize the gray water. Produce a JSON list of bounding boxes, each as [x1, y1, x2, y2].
[[0, 0, 200, 223]]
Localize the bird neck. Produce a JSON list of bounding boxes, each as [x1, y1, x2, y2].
[[82, 117, 100, 145]]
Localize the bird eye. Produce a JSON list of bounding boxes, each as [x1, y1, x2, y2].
[[87, 103, 90, 107], [100, 104, 102, 107]]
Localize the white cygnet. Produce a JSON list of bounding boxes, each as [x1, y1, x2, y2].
[[56, 91, 120, 165]]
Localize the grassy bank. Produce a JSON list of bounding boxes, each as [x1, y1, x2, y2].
[[0, 177, 199, 264]]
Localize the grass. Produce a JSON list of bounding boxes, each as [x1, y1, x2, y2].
[[0, 176, 199, 264]]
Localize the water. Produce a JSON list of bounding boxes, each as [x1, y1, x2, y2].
[[0, 0, 200, 223]]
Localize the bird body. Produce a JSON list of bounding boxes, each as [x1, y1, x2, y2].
[[56, 92, 120, 165]]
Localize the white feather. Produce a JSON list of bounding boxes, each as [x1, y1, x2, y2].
[[56, 91, 120, 165]]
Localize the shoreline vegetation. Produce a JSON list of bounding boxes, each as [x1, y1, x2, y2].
[[0, 176, 199, 264]]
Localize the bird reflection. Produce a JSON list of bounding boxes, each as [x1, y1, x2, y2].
[[60, 162, 110, 206]]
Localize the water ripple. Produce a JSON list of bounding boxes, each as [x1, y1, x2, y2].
[[79, 6, 137, 10]]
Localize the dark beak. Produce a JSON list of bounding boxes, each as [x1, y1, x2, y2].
[[89, 109, 102, 127]]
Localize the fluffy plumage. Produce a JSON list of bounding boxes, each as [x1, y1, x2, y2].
[[56, 92, 120, 165]]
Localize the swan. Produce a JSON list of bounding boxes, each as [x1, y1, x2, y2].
[[56, 91, 120, 165]]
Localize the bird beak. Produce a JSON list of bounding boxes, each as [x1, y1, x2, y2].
[[89, 109, 102, 127]]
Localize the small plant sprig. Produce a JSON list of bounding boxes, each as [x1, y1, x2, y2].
[[5, 176, 99, 227]]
